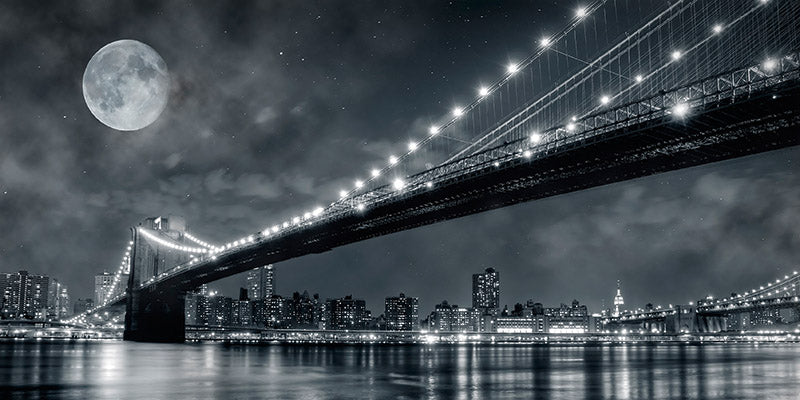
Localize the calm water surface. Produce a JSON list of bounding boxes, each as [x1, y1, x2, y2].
[[1, 341, 799, 399]]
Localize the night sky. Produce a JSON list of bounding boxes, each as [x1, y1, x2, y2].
[[1, 1, 799, 317]]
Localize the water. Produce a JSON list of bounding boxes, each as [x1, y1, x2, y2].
[[1, 341, 799, 399]]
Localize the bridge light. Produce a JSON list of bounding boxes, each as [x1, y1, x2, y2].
[[523, 150, 532, 158], [392, 178, 405, 190], [576, 7, 587, 18], [763, 58, 778, 72], [371, 168, 381, 178], [493, 161, 500, 167], [292, 216, 301, 224], [452, 107, 463, 117], [389, 155, 398, 165], [600, 95, 611, 105], [408, 141, 418, 151], [355, 203, 365, 212], [634, 75, 643, 83], [339, 190, 348, 198], [425, 181, 433, 188], [539, 37, 550, 47], [671, 50, 682, 61], [507, 62, 518, 74], [479, 86, 490, 97], [672, 103, 689, 118], [566, 122, 576, 132], [530, 132, 542, 143], [429, 125, 440, 135], [355, 180, 364, 189], [303, 212, 311, 219], [712, 24, 723, 34]]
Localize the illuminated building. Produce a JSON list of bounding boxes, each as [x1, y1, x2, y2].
[[613, 280, 624, 317], [325, 295, 368, 330], [246, 265, 274, 300], [384, 293, 419, 331], [94, 271, 114, 305], [472, 268, 500, 312], [0, 270, 50, 319]]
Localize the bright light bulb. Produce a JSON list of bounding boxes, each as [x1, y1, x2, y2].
[[576, 7, 587, 18], [600, 95, 610, 105], [712, 24, 723, 34], [355, 180, 364, 188], [408, 141, 418, 151], [452, 107, 463, 117], [425, 181, 433, 188], [672, 103, 689, 117], [371, 168, 381, 177], [389, 155, 398, 165], [530, 132, 542, 143], [671, 50, 682, 60], [356, 203, 365, 211], [392, 178, 405, 190], [540, 37, 550, 47], [429, 126, 439, 135], [523, 150, 532, 158], [479, 87, 490, 96], [635, 74, 643, 83], [339, 190, 348, 198], [763, 58, 778, 71], [566, 123, 576, 131], [507, 62, 518, 74]]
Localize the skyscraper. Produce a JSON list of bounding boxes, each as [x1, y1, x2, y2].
[[0, 271, 50, 319], [613, 280, 625, 317], [384, 293, 419, 331], [94, 271, 114, 305], [246, 265, 274, 300], [472, 267, 500, 310]]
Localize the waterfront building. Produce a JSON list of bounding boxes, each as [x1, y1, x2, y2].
[[496, 316, 533, 333], [472, 267, 500, 312], [325, 295, 368, 330], [546, 300, 590, 333], [384, 293, 419, 331], [288, 291, 318, 328], [0, 270, 50, 319], [429, 301, 475, 332]]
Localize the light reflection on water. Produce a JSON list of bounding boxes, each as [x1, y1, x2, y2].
[[1, 341, 799, 399]]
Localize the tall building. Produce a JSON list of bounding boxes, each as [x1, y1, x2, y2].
[[384, 293, 419, 331], [472, 267, 500, 311], [613, 280, 624, 317], [325, 295, 368, 330], [207, 292, 233, 326], [288, 291, 318, 328], [94, 271, 114, 305], [0, 271, 50, 319], [47, 279, 70, 320], [246, 265, 274, 300], [428, 300, 474, 332]]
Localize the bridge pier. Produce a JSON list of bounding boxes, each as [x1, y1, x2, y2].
[[124, 288, 185, 343]]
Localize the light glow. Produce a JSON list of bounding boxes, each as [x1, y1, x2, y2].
[[371, 168, 381, 178], [392, 178, 405, 190], [540, 37, 550, 47], [452, 107, 463, 117], [671, 50, 682, 60], [530, 132, 542, 143], [672, 102, 690, 117], [600, 95, 610, 105], [507, 62, 518, 74], [479, 86, 490, 96], [389, 155, 398, 165], [576, 7, 587, 18], [429, 126, 440, 135], [408, 141, 418, 151]]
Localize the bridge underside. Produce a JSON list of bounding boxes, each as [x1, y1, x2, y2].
[[125, 80, 800, 342], [159, 81, 800, 291]]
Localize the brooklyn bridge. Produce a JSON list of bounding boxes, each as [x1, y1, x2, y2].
[[66, 0, 800, 342]]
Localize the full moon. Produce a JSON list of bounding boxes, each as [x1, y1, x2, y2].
[[82, 40, 169, 131]]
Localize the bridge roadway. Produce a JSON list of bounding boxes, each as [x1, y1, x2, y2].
[[127, 57, 800, 299]]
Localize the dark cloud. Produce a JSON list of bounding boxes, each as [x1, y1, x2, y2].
[[0, 0, 798, 318]]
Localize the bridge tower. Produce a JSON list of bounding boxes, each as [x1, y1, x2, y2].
[[124, 215, 193, 342]]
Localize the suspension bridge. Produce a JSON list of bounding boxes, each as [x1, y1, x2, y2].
[[66, 0, 800, 342]]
